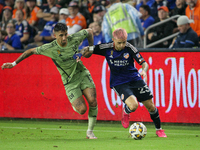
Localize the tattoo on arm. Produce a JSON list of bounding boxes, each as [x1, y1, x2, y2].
[[15, 48, 36, 64], [86, 29, 94, 46]]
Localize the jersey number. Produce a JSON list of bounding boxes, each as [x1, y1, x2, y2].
[[139, 85, 150, 94]]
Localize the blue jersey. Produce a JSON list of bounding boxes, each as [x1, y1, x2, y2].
[[140, 16, 155, 30], [93, 42, 145, 88], [4, 34, 23, 50], [136, 0, 155, 11], [79, 32, 105, 49], [40, 20, 57, 43], [15, 20, 29, 38]]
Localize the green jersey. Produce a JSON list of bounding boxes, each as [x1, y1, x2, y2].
[[36, 29, 89, 85]]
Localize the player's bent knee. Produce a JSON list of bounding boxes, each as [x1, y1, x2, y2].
[[79, 108, 87, 115], [148, 105, 156, 112], [77, 106, 87, 115], [128, 103, 138, 112], [89, 99, 97, 107], [73, 105, 87, 115]]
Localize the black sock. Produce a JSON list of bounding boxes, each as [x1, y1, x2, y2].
[[124, 104, 132, 114], [149, 107, 161, 129]]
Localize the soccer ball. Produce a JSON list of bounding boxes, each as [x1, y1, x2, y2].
[[129, 122, 147, 140]]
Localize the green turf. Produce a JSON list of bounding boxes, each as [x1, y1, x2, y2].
[[0, 119, 200, 150]]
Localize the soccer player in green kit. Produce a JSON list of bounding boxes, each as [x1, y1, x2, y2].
[[1, 23, 98, 139]]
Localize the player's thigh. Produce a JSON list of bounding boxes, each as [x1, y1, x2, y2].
[[113, 83, 137, 103], [141, 99, 155, 112], [65, 83, 88, 114], [82, 88, 97, 107], [134, 84, 153, 102], [125, 95, 138, 110], [80, 70, 96, 106], [64, 78, 83, 103], [80, 70, 95, 90]]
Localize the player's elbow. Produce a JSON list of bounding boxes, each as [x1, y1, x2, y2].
[[83, 52, 92, 58]]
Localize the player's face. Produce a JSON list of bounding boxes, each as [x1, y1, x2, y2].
[[54, 30, 68, 46], [112, 38, 126, 51]]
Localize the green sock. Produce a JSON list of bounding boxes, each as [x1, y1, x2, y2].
[[88, 106, 98, 131]]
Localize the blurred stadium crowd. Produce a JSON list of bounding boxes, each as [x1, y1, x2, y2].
[[0, 0, 199, 50]]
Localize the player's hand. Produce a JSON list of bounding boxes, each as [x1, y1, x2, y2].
[[1, 62, 15, 70], [81, 46, 93, 58], [140, 70, 147, 83], [79, 46, 89, 58], [73, 53, 82, 62]]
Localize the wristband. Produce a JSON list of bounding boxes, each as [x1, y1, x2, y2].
[[11, 61, 17, 67], [73, 53, 82, 60], [89, 46, 94, 51]]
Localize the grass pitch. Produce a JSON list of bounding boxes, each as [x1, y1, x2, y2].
[[0, 119, 200, 150]]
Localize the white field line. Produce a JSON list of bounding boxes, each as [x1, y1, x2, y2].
[[0, 126, 199, 135]]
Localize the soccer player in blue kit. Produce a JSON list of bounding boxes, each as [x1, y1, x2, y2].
[[77, 28, 167, 137]]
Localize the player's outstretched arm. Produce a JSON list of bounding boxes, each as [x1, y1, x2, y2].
[[1, 48, 37, 70], [85, 28, 94, 47], [73, 46, 93, 62]]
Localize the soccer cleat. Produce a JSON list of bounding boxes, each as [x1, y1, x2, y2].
[[121, 111, 130, 128], [86, 130, 97, 139], [156, 129, 167, 137]]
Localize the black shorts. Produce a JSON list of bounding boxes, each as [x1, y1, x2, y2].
[[113, 80, 153, 103]]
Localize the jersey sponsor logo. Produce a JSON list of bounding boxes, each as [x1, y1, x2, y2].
[[123, 53, 129, 59], [110, 60, 129, 66]]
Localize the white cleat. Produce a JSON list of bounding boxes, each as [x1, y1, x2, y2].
[[86, 130, 97, 139]]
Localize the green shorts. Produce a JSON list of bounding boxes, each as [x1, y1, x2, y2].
[[64, 69, 95, 103]]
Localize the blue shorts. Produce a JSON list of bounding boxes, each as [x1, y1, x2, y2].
[[113, 80, 153, 103]]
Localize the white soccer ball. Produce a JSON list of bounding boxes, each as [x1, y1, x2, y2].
[[129, 122, 147, 140]]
